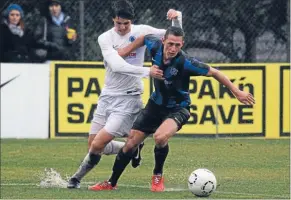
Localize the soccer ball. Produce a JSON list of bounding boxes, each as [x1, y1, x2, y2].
[[188, 168, 217, 197]]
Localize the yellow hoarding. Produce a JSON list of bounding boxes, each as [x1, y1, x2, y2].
[[50, 62, 150, 138], [179, 66, 264, 136], [280, 66, 290, 136], [50, 62, 290, 138]]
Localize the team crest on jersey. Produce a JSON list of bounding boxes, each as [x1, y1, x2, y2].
[[129, 36, 136, 42], [169, 67, 178, 76], [164, 80, 173, 85]]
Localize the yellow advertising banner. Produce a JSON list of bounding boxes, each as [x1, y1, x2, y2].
[[50, 62, 150, 138], [179, 66, 264, 136], [50, 62, 290, 138], [280, 65, 290, 136]]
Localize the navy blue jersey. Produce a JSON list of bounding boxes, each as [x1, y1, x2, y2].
[[144, 34, 210, 108]]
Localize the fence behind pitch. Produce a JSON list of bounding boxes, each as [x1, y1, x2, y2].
[[0, 0, 289, 62]]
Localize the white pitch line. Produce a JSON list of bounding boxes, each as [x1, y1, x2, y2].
[[1, 182, 289, 199]]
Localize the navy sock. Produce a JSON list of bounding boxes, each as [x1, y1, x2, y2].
[[153, 144, 169, 175], [109, 149, 133, 186]]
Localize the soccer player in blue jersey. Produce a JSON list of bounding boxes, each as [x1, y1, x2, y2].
[[88, 26, 255, 192]]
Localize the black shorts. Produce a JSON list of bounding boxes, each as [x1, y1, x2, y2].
[[132, 99, 190, 134]]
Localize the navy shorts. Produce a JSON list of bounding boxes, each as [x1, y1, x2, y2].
[[132, 99, 190, 134]]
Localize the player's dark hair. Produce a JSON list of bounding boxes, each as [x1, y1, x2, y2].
[[164, 26, 185, 39], [111, 0, 135, 20]]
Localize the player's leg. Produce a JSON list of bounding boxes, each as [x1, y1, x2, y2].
[[88, 129, 148, 191], [88, 100, 162, 191], [67, 103, 107, 189], [67, 128, 115, 189], [130, 100, 146, 168], [88, 118, 105, 151], [150, 118, 176, 192], [88, 105, 125, 155], [89, 135, 125, 155], [151, 108, 190, 192], [87, 110, 143, 190], [68, 97, 120, 189], [91, 131, 142, 160], [77, 111, 132, 184], [103, 95, 145, 166], [101, 95, 145, 167]]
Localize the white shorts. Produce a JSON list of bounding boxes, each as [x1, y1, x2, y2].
[[89, 95, 143, 137]]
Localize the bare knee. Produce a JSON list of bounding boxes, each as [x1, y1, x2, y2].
[[123, 130, 144, 152], [90, 140, 106, 153], [154, 131, 168, 147], [123, 140, 137, 152]]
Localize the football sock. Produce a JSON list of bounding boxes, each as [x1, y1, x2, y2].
[[103, 140, 125, 155], [153, 144, 169, 175], [109, 149, 133, 187], [72, 152, 101, 181]]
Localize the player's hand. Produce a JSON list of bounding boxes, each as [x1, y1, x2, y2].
[[167, 9, 179, 20], [117, 48, 127, 57], [150, 65, 164, 80], [235, 90, 255, 105]]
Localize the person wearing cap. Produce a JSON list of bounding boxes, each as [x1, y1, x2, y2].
[[33, 0, 77, 61], [0, 4, 33, 62]]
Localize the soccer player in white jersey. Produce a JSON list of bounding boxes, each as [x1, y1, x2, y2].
[[67, 0, 182, 189]]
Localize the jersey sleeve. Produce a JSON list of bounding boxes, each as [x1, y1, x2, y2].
[[144, 34, 161, 52], [172, 11, 182, 28], [139, 25, 166, 38], [98, 33, 150, 78], [183, 55, 210, 76]]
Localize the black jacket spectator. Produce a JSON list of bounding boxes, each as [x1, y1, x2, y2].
[[33, 0, 77, 61], [0, 4, 33, 63]]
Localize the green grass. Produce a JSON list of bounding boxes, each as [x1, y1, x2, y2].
[[1, 137, 290, 199]]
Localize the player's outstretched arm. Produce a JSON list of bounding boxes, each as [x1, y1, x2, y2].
[[184, 56, 255, 105], [206, 67, 255, 105]]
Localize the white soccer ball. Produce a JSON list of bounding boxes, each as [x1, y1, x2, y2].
[[188, 168, 217, 197]]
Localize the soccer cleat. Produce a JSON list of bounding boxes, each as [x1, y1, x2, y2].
[[88, 180, 117, 191], [67, 177, 80, 189], [131, 142, 144, 168], [151, 174, 165, 192]]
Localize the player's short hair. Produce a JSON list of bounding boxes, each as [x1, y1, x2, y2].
[[164, 26, 185, 39], [111, 0, 135, 20]]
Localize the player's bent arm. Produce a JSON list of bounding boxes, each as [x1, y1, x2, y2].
[[118, 35, 145, 57], [118, 10, 183, 57], [140, 25, 166, 38], [117, 26, 164, 57], [119, 34, 161, 58], [98, 34, 150, 78], [140, 10, 183, 37]]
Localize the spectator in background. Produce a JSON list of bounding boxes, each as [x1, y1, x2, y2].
[[0, 4, 33, 63], [33, 0, 77, 61]]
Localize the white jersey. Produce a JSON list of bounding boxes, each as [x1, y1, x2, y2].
[[98, 24, 166, 96]]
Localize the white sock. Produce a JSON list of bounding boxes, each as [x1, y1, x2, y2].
[[103, 140, 125, 155]]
